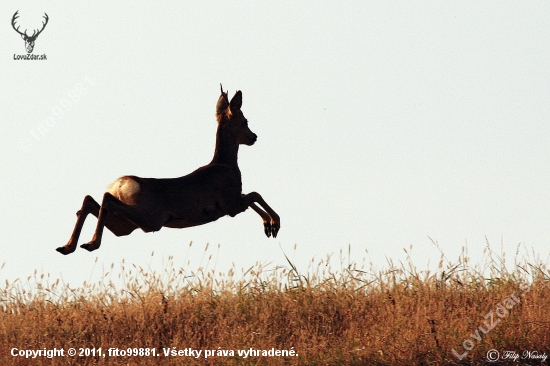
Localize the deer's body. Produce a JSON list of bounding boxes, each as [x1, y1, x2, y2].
[[108, 165, 244, 229], [57, 86, 280, 255]]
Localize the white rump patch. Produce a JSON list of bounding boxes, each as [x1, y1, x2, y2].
[[108, 177, 140, 202]]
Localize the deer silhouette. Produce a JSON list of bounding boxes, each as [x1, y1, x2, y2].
[[56, 85, 280, 255], [11, 11, 49, 54]]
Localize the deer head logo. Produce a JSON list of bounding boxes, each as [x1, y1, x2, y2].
[[11, 11, 49, 54]]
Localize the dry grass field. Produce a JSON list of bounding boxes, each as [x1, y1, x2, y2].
[[1, 242, 549, 365]]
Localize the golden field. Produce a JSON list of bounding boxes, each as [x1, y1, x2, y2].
[[1, 242, 549, 365]]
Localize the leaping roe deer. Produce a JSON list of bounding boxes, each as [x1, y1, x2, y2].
[[56, 85, 280, 255]]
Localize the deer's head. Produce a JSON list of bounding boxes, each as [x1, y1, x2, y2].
[[12, 11, 49, 54], [216, 84, 257, 146]]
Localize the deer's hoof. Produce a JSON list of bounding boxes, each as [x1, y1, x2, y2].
[[263, 222, 272, 238], [270, 221, 280, 238], [263, 221, 279, 238], [56, 246, 75, 255], [80, 243, 98, 252]]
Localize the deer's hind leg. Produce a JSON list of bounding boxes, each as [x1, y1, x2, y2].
[[57, 195, 100, 255], [57, 195, 139, 255], [80, 192, 167, 252]]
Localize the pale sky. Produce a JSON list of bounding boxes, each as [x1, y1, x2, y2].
[[1, 2, 550, 286]]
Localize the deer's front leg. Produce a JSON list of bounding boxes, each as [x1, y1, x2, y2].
[[249, 203, 275, 238], [242, 192, 280, 238]]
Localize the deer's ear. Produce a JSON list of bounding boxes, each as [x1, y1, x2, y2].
[[229, 91, 242, 112], [21, 34, 26, 40]]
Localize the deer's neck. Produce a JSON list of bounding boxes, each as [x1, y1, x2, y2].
[[211, 124, 239, 166]]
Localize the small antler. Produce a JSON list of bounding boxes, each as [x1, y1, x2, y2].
[[220, 83, 229, 98], [30, 13, 49, 40], [11, 11, 26, 37], [216, 84, 230, 117], [11, 11, 48, 40]]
